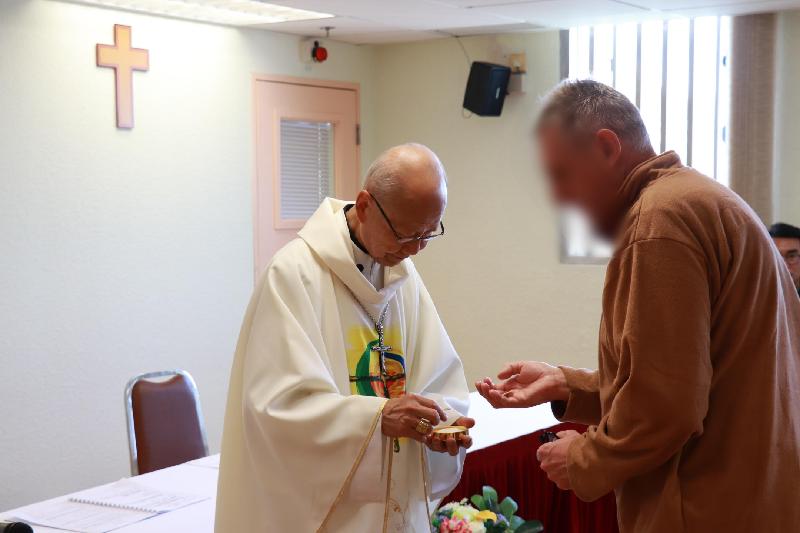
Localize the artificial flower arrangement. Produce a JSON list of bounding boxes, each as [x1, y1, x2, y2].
[[432, 486, 544, 533]]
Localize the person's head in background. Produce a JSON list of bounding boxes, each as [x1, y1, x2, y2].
[[769, 222, 800, 291], [535, 79, 657, 239], [347, 143, 447, 267]]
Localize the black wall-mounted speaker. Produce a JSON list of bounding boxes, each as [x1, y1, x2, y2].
[[462, 61, 511, 117]]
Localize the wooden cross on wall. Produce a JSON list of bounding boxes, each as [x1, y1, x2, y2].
[[96, 25, 149, 129]]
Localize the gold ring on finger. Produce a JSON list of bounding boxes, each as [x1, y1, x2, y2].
[[415, 417, 432, 434]]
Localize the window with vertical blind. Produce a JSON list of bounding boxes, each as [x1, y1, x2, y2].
[[562, 17, 732, 262], [279, 119, 335, 221]]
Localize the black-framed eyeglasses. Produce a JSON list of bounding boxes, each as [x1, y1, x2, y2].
[[368, 192, 445, 244]]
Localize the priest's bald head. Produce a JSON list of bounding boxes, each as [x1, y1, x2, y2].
[[347, 143, 447, 267], [536, 79, 656, 237]]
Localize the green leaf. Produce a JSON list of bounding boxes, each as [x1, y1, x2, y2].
[[499, 496, 518, 519], [482, 486, 499, 511], [470, 494, 486, 510], [515, 520, 544, 533], [509, 515, 525, 530]]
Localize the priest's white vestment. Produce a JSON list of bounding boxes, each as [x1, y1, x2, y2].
[[215, 198, 470, 532]]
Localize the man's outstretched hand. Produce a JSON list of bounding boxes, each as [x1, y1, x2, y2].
[[475, 361, 569, 408]]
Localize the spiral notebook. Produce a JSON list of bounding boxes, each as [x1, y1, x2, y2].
[[68, 480, 206, 514]]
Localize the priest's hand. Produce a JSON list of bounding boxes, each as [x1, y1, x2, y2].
[[382, 394, 447, 442], [424, 417, 475, 456], [537, 430, 581, 490], [475, 361, 569, 408]]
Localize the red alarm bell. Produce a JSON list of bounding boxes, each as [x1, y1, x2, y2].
[[311, 41, 328, 63]]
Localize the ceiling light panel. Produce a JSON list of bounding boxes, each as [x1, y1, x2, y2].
[[624, 0, 783, 8], [265, 0, 522, 30], [72, 0, 333, 26], [469, 0, 651, 27]]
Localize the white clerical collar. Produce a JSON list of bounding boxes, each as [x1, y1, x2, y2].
[[351, 242, 384, 290], [342, 204, 384, 290]]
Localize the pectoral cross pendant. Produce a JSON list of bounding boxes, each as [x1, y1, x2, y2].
[[363, 306, 400, 453], [372, 322, 393, 378], [371, 322, 402, 454], [371, 321, 394, 403]]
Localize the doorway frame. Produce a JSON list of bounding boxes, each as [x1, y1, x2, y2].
[[250, 74, 361, 280]]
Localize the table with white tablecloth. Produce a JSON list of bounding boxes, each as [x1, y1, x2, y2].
[[2, 393, 565, 532]]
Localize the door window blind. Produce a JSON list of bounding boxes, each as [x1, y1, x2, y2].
[[279, 119, 334, 220]]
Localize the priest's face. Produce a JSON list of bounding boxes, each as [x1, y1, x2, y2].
[[537, 123, 624, 238], [355, 189, 445, 267]]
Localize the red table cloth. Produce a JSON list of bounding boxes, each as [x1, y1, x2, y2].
[[445, 423, 619, 533]]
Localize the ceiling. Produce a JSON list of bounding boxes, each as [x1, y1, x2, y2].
[[256, 0, 800, 43]]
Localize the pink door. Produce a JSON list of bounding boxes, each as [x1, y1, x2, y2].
[[253, 76, 360, 278]]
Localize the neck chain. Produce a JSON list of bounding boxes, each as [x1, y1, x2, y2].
[[350, 291, 392, 378], [349, 290, 403, 455], [345, 209, 394, 389]]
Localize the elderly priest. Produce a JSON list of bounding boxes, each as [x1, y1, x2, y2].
[[477, 80, 800, 532], [216, 143, 473, 533]]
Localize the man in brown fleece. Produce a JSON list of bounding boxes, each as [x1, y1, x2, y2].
[[476, 80, 800, 532]]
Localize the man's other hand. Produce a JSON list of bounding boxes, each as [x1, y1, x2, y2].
[[382, 394, 446, 442], [537, 430, 581, 490], [424, 417, 475, 456], [475, 361, 569, 408]]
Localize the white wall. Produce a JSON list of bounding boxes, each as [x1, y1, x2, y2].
[[371, 33, 606, 386], [0, 0, 377, 509], [774, 10, 800, 224]]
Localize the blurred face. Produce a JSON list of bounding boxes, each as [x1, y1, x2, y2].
[[354, 188, 445, 267], [773, 237, 800, 288], [537, 123, 625, 238]]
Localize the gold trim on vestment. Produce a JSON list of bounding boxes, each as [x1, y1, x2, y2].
[[316, 399, 388, 533], [316, 400, 440, 532], [419, 441, 432, 522], [383, 437, 394, 531]]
